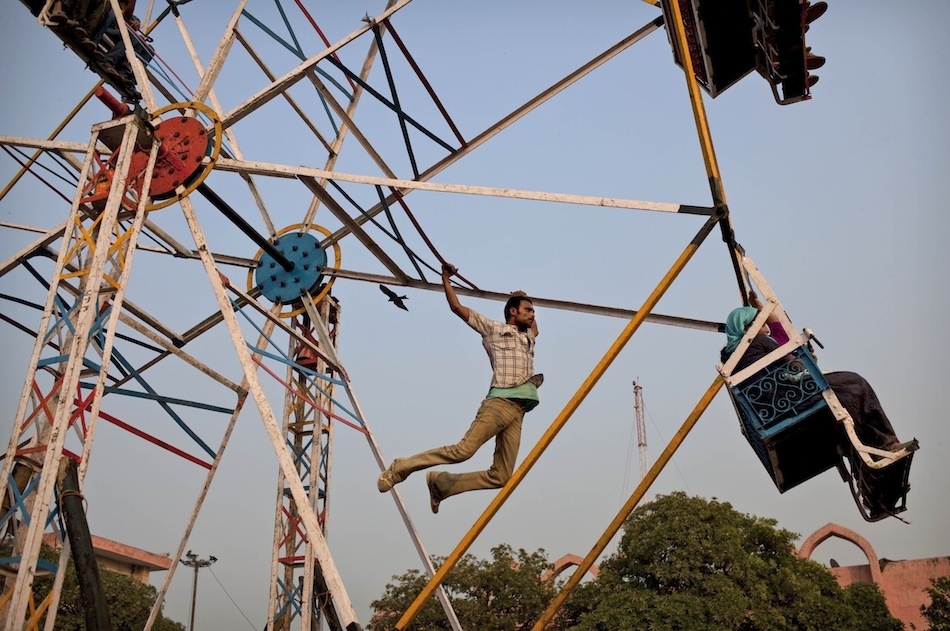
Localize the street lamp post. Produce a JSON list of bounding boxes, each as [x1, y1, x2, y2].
[[179, 550, 217, 631]]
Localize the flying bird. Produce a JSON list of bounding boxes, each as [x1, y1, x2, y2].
[[379, 284, 409, 311]]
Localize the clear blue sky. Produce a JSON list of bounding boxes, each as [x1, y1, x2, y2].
[[1, 1, 947, 628]]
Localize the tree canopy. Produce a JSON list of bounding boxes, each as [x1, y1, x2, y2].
[[371, 493, 904, 631], [922, 575, 950, 630], [564, 492, 902, 631], [369, 544, 563, 631], [30, 544, 185, 631]]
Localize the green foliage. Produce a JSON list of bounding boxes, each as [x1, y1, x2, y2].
[[369, 494, 905, 631], [31, 543, 185, 631], [562, 492, 903, 631], [922, 575, 950, 630], [368, 544, 564, 631], [842, 582, 904, 631]]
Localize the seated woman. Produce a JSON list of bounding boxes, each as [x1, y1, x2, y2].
[[721, 297, 915, 453]]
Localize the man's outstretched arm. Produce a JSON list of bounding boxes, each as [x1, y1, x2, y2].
[[442, 263, 470, 322]]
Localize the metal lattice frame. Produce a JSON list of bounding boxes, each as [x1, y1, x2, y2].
[[1, 113, 161, 627], [0, 1, 743, 630]]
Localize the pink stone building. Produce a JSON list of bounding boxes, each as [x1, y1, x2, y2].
[[542, 554, 600, 584], [42, 533, 173, 584], [798, 523, 950, 630]]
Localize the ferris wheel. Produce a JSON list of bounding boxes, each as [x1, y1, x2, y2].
[[0, 1, 917, 630]]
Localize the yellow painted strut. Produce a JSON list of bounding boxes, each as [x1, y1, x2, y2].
[[395, 213, 721, 629], [664, 0, 748, 295], [666, 0, 725, 197], [531, 375, 724, 630]]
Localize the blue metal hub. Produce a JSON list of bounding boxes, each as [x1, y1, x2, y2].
[[255, 231, 327, 304]]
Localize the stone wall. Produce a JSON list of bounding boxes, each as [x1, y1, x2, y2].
[[798, 523, 950, 630]]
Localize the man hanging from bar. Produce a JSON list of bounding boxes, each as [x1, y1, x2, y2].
[[377, 263, 543, 513]]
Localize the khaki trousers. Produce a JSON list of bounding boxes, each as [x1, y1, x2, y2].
[[392, 397, 525, 499]]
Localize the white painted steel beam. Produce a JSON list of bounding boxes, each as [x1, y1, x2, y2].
[[221, 157, 712, 218], [325, 267, 723, 333], [4, 115, 158, 629], [300, 291, 463, 631], [299, 175, 411, 282], [179, 198, 361, 629]]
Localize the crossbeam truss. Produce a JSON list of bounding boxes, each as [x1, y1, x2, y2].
[[0, 1, 846, 629]]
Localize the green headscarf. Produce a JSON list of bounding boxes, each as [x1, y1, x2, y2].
[[723, 306, 759, 354]]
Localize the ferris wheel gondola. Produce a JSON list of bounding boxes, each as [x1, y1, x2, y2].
[[717, 257, 919, 522], [22, 0, 154, 102]]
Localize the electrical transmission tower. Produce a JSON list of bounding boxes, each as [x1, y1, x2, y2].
[[633, 380, 647, 481]]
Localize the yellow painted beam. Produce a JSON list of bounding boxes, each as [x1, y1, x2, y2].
[[395, 213, 721, 630], [664, 0, 725, 198], [664, 0, 748, 301], [25, 590, 54, 630], [531, 374, 725, 630]]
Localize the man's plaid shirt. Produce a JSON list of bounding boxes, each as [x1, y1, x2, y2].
[[466, 310, 536, 389]]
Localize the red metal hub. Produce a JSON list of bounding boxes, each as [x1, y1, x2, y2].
[[148, 115, 210, 199]]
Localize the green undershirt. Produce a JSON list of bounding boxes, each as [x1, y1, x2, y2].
[[487, 382, 539, 412]]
